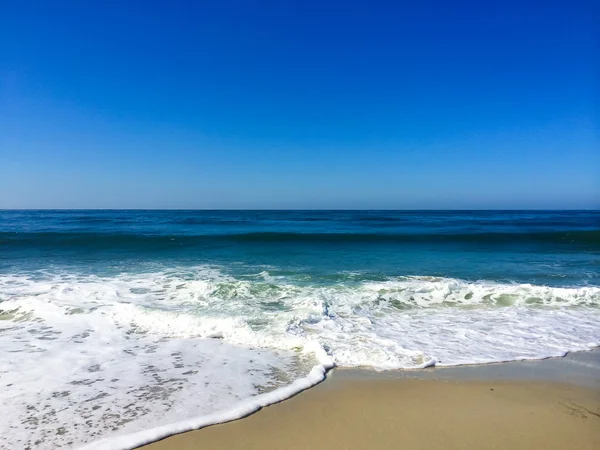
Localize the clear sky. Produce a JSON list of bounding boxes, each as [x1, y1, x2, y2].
[[1, 1, 598, 209]]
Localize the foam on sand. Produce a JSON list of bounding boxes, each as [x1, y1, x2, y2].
[[79, 351, 332, 450]]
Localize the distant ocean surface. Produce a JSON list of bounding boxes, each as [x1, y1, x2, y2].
[[1, 210, 599, 449]]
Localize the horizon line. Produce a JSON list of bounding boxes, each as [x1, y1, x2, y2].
[[1, 208, 598, 212]]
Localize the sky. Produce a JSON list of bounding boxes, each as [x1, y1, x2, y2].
[[1, 1, 598, 209]]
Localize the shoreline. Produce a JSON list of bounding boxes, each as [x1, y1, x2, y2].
[[333, 347, 600, 388], [138, 349, 600, 450]]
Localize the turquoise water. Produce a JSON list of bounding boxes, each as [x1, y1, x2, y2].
[[1, 210, 599, 449], [1, 210, 598, 284]]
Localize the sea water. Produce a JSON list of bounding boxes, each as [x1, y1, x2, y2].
[[1, 210, 599, 449]]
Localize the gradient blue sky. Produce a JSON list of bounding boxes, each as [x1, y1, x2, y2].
[[1, 1, 598, 209]]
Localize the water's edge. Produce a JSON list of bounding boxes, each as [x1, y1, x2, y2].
[[80, 357, 334, 450], [81, 347, 600, 450]]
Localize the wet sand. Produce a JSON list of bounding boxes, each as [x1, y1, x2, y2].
[[142, 351, 600, 450]]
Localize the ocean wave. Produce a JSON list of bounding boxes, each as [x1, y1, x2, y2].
[[2, 229, 599, 250], [1, 268, 599, 449]]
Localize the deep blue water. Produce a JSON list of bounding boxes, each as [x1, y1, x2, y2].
[[1, 210, 598, 286]]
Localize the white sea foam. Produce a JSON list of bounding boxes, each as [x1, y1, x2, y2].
[[0, 268, 599, 449]]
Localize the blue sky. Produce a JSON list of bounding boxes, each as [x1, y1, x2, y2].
[[1, 1, 598, 209]]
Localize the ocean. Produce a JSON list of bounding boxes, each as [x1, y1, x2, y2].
[[1, 210, 599, 449]]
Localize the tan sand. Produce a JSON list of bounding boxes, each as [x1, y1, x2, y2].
[[142, 375, 600, 450]]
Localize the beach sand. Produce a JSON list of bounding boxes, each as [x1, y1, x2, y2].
[[142, 352, 600, 450]]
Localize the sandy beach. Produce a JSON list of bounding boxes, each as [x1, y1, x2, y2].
[[142, 352, 600, 450]]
